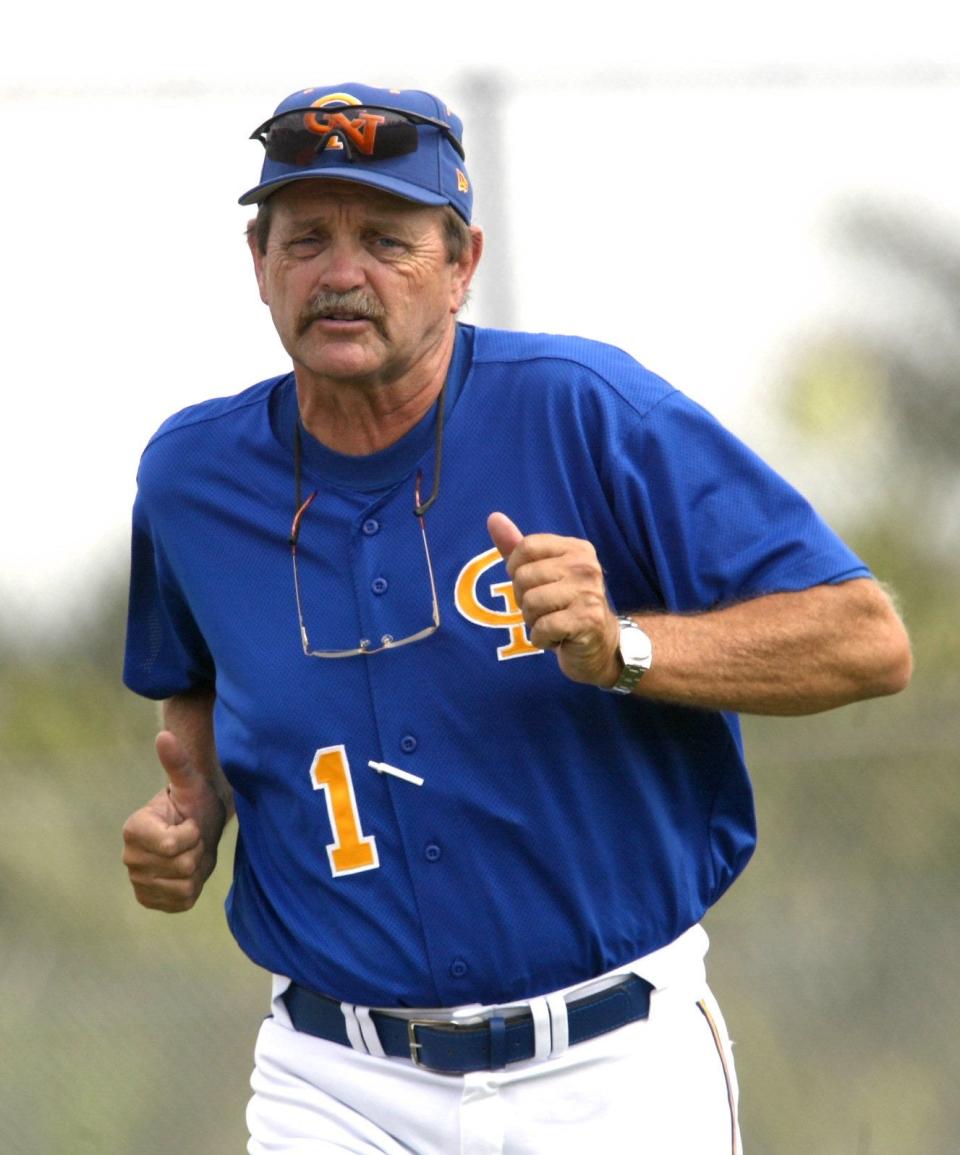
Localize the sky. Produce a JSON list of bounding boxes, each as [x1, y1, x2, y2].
[[3, 0, 959, 632]]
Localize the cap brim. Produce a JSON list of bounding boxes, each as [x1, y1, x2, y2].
[[238, 168, 450, 208]]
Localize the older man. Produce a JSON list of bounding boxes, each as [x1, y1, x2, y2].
[[121, 82, 911, 1154]]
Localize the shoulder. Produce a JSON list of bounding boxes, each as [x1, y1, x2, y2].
[[467, 326, 677, 420], [144, 373, 289, 449], [134, 373, 291, 500]]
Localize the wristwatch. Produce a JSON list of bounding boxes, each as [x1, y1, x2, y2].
[[607, 616, 653, 694]]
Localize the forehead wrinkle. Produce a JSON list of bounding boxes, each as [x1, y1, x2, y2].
[[274, 179, 436, 220], [276, 189, 443, 243]]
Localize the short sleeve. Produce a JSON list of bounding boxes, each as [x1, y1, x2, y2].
[[123, 486, 215, 700], [606, 390, 870, 611]]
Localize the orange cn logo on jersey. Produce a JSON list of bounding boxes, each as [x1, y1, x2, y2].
[[455, 548, 543, 661], [303, 92, 385, 155]]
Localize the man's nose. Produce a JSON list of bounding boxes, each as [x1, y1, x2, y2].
[[318, 238, 367, 292]]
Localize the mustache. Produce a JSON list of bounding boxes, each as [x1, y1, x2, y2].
[[297, 290, 386, 335]]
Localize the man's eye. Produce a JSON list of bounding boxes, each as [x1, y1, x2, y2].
[[287, 236, 322, 253]]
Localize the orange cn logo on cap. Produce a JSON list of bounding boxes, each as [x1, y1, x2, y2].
[[303, 92, 385, 156]]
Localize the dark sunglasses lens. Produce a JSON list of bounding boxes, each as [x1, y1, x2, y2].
[[366, 119, 420, 158], [262, 109, 420, 165], [263, 119, 320, 164]]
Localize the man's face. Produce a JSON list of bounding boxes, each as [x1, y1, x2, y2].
[[249, 181, 481, 392]]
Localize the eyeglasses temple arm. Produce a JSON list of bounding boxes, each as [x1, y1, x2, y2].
[[414, 379, 446, 518]]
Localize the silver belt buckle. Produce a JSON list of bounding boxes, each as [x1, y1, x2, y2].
[[407, 1016, 477, 1074]]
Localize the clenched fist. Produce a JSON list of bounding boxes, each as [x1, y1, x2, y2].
[[487, 511, 621, 688], [122, 730, 229, 912]]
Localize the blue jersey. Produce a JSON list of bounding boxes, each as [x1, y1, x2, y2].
[[125, 325, 868, 1007]]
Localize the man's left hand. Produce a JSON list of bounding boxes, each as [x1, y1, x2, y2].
[[487, 511, 620, 687]]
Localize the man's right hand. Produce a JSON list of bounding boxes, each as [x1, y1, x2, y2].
[[122, 730, 229, 912]]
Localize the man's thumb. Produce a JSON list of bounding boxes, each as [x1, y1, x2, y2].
[[487, 511, 524, 560], [156, 730, 205, 807]]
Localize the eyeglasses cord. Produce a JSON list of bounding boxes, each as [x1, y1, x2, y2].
[[292, 378, 446, 528]]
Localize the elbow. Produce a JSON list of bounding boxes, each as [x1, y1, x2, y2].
[[833, 580, 913, 705], [874, 622, 913, 697], [860, 599, 914, 700]]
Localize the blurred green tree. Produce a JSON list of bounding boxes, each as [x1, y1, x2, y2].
[[779, 200, 960, 667]]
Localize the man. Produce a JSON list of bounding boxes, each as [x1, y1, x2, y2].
[[121, 82, 912, 1154]]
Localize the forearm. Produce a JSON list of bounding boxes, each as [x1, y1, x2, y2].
[[628, 579, 912, 716], [486, 515, 912, 717], [162, 688, 235, 819]]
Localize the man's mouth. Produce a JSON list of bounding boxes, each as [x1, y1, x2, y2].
[[299, 312, 374, 336], [299, 295, 384, 335]]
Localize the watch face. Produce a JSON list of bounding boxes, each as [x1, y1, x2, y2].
[[619, 620, 653, 670], [609, 618, 652, 693]]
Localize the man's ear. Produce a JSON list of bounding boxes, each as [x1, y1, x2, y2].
[[246, 220, 270, 305], [450, 226, 484, 313]]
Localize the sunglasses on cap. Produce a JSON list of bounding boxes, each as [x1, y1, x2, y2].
[[251, 104, 466, 165]]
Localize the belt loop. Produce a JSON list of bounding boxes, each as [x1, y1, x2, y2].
[[545, 991, 569, 1058], [529, 996, 552, 1062], [339, 1003, 369, 1053], [271, 975, 294, 1029], [355, 1006, 386, 1058]]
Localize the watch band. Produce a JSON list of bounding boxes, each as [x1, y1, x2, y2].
[[607, 616, 653, 695]]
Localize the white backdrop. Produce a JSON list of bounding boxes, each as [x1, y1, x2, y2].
[[2, 0, 958, 626]]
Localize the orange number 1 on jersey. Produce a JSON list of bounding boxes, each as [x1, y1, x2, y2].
[[309, 745, 380, 876]]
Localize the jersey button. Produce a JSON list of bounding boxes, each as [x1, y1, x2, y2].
[[361, 518, 380, 536], [424, 843, 442, 862], [371, 577, 389, 595], [399, 734, 418, 753], [449, 958, 469, 979]]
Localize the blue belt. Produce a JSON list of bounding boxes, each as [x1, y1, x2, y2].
[[282, 974, 653, 1075]]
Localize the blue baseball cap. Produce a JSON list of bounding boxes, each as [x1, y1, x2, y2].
[[239, 82, 473, 222]]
